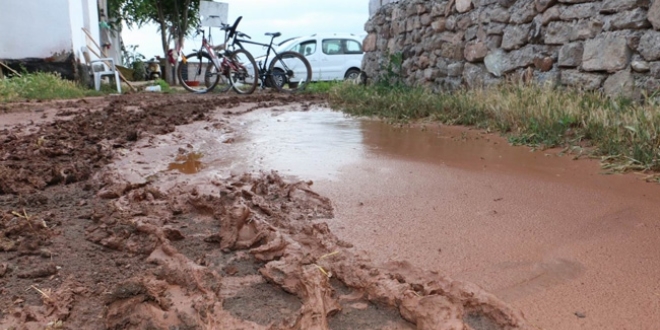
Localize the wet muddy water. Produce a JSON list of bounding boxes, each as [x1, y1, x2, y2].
[[116, 106, 660, 330]]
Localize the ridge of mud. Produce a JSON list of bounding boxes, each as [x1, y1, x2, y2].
[[1, 93, 529, 329], [0, 93, 324, 195]]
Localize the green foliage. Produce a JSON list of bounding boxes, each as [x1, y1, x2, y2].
[[109, 0, 201, 39], [155, 78, 172, 92], [122, 44, 147, 80], [328, 82, 660, 172], [378, 52, 405, 88], [302, 81, 342, 94], [0, 72, 103, 102]]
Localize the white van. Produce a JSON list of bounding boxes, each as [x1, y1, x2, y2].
[[258, 33, 365, 81]]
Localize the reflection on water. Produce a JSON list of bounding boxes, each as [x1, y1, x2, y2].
[[168, 152, 205, 174], [219, 108, 577, 181], [235, 110, 366, 180]]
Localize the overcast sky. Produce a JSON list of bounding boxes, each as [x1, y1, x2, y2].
[[122, 0, 370, 60]]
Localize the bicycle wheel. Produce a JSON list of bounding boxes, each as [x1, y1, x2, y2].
[[177, 52, 221, 93], [268, 51, 312, 93], [227, 49, 258, 95]]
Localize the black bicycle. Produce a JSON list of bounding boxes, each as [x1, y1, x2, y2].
[[226, 17, 312, 93]]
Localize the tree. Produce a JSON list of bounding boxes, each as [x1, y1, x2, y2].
[[108, 0, 201, 84]]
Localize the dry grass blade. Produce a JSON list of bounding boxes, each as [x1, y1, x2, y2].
[[30, 285, 51, 300], [12, 208, 33, 230]]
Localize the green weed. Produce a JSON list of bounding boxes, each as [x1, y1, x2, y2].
[[0, 71, 103, 102]]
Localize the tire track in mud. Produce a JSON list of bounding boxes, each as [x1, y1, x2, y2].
[[0, 93, 530, 329]]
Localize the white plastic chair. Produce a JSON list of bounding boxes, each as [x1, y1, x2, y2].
[[90, 57, 121, 93]]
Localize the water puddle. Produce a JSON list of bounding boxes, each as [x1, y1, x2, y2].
[[167, 152, 205, 174], [227, 109, 367, 180]]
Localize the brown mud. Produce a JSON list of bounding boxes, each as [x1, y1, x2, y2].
[[0, 93, 529, 330]]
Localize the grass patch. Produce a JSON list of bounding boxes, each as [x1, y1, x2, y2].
[[303, 81, 343, 94], [0, 71, 104, 102], [328, 82, 660, 172]]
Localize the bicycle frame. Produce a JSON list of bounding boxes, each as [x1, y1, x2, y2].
[[183, 28, 244, 81], [231, 36, 286, 86]]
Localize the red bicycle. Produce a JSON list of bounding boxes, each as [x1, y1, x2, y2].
[[176, 16, 258, 94]]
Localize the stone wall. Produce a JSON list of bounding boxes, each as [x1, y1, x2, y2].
[[362, 0, 660, 97]]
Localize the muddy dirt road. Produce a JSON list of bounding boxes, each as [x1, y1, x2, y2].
[[0, 93, 529, 330]]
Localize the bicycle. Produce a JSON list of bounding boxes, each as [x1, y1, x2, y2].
[[227, 18, 312, 93], [176, 16, 258, 94]]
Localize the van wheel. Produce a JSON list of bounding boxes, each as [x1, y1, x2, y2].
[[344, 69, 361, 80]]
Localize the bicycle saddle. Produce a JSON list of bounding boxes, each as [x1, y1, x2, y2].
[[265, 32, 282, 38]]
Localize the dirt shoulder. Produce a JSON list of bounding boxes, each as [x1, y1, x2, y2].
[[0, 93, 530, 330]]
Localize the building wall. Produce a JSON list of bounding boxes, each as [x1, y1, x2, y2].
[[363, 0, 660, 98], [0, 0, 100, 80], [0, 0, 73, 59]]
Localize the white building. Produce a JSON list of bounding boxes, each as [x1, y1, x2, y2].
[[0, 0, 103, 80]]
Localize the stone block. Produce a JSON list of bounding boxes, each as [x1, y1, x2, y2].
[[363, 34, 378, 52], [638, 31, 660, 61], [650, 62, 660, 78], [559, 3, 601, 20], [503, 45, 553, 73], [485, 49, 506, 76], [558, 42, 584, 67], [631, 60, 650, 72], [464, 41, 489, 62], [510, 1, 538, 24], [536, 0, 557, 12], [542, 6, 561, 25], [487, 23, 507, 35], [534, 57, 554, 71], [486, 35, 503, 49], [498, 0, 517, 8], [545, 21, 573, 44], [431, 3, 448, 17], [558, 0, 594, 3], [432, 18, 447, 32], [482, 6, 510, 23], [605, 8, 650, 30], [502, 24, 531, 50], [601, 0, 650, 14], [603, 69, 634, 98], [560, 70, 606, 90], [421, 13, 432, 26], [571, 19, 604, 41], [457, 0, 473, 13], [649, 0, 660, 29], [446, 16, 457, 31], [582, 36, 631, 72], [457, 14, 473, 30], [463, 63, 500, 88], [448, 62, 465, 76], [466, 25, 480, 41]]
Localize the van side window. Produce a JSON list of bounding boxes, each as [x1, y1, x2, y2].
[[322, 39, 343, 55], [344, 39, 363, 54], [298, 40, 317, 57]]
